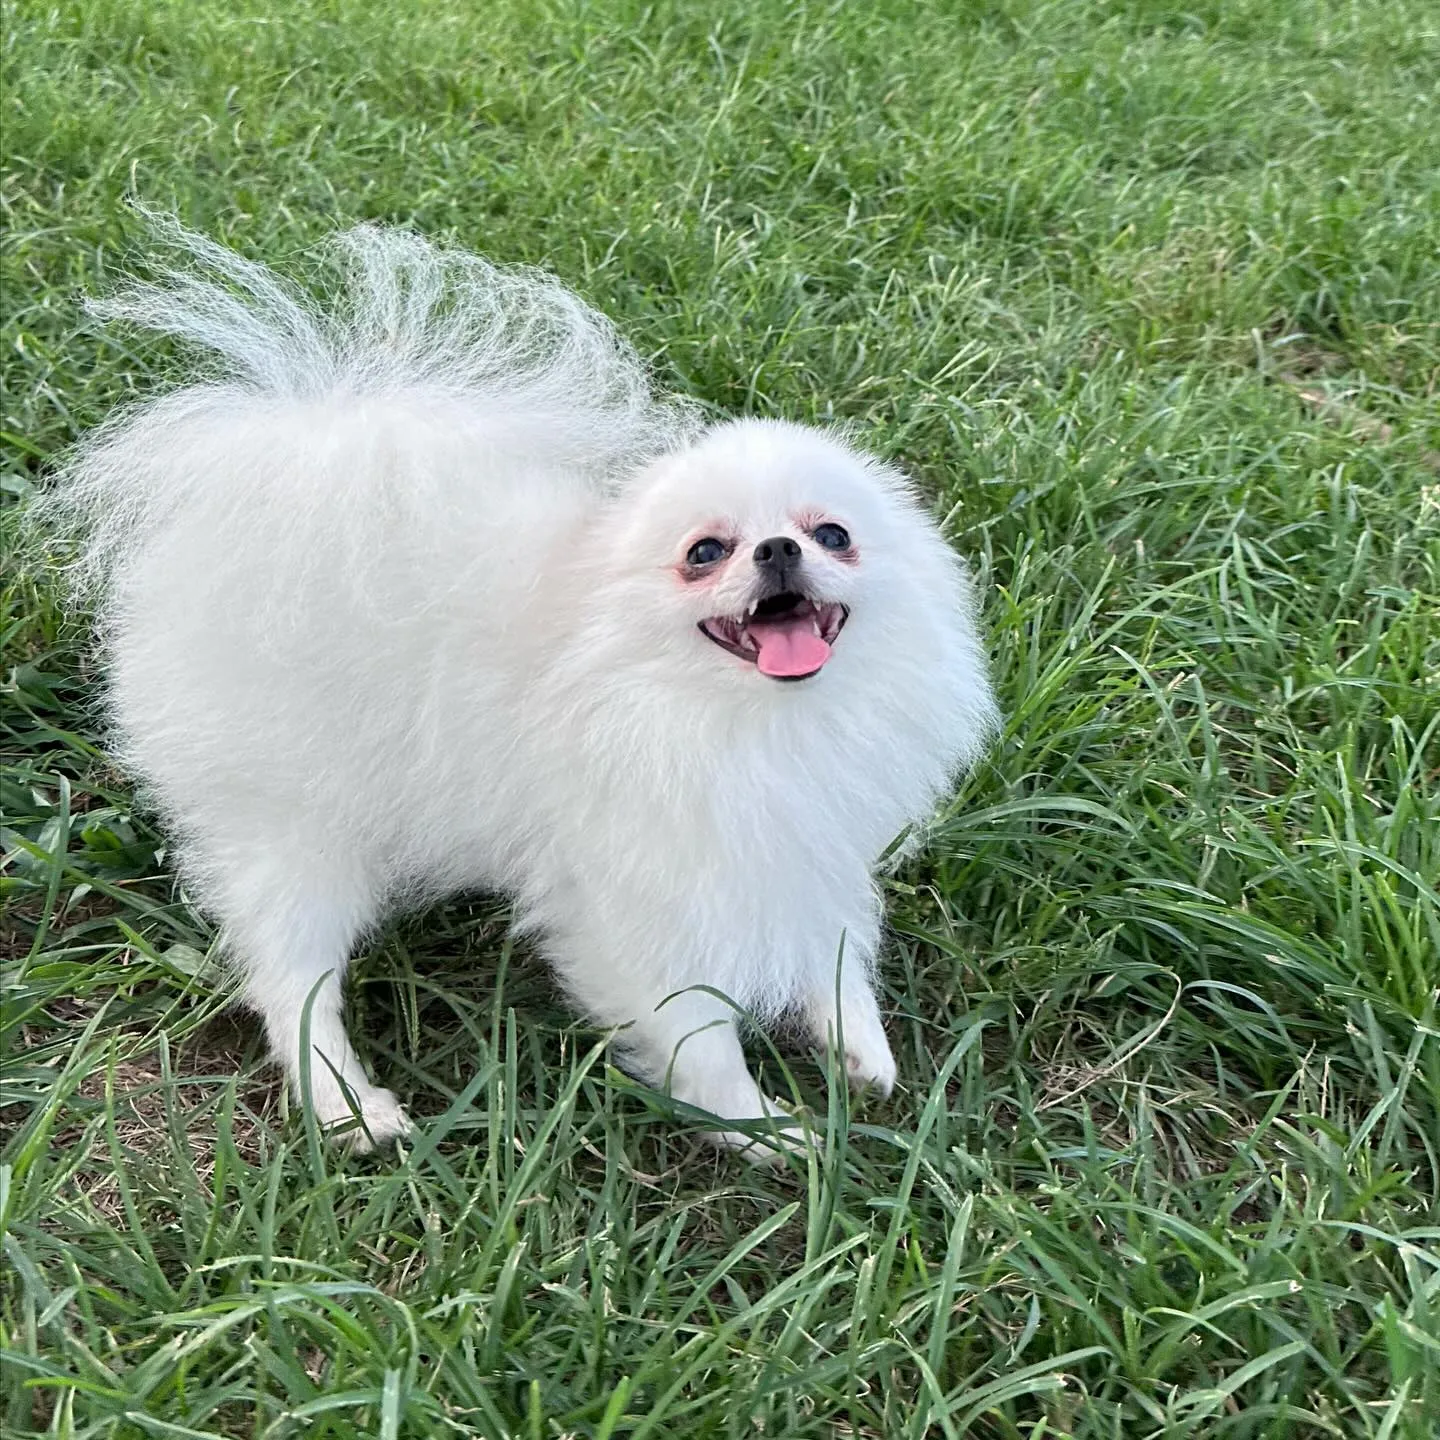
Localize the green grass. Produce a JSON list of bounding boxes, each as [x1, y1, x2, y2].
[[3, 0, 1439, 1434]]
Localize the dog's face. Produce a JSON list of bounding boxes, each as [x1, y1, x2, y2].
[[596, 419, 960, 691], [685, 523, 850, 681]]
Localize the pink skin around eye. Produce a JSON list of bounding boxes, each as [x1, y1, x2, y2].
[[792, 510, 859, 564], [673, 523, 739, 585]]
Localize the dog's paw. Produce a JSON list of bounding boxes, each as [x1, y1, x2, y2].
[[320, 1086, 413, 1153], [807, 988, 898, 1100], [708, 1099, 813, 1164], [843, 1031, 897, 1098]]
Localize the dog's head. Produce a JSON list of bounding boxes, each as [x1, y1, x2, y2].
[[591, 419, 973, 694]]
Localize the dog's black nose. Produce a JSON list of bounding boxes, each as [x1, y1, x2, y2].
[[753, 536, 801, 568]]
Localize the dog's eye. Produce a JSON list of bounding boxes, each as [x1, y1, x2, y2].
[[813, 523, 850, 551], [686, 537, 728, 566]]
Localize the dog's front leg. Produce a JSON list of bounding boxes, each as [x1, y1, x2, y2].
[[802, 948, 897, 1098]]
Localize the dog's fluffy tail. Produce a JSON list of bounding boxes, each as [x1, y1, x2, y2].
[[34, 213, 696, 605]]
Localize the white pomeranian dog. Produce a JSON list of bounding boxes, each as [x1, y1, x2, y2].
[[42, 219, 997, 1152]]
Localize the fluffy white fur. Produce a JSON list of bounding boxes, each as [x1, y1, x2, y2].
[[42, 220, 997, 1151]]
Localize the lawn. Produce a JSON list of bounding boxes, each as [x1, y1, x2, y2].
[[2, 0, 1438, 1435]]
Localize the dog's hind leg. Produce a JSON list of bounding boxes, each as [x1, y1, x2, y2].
[[215, 855, 411, 1150]]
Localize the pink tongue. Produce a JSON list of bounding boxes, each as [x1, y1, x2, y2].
[[747, 616, 833, 677]]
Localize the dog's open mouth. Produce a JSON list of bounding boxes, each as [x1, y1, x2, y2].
[[698, 592, 849, 680]]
